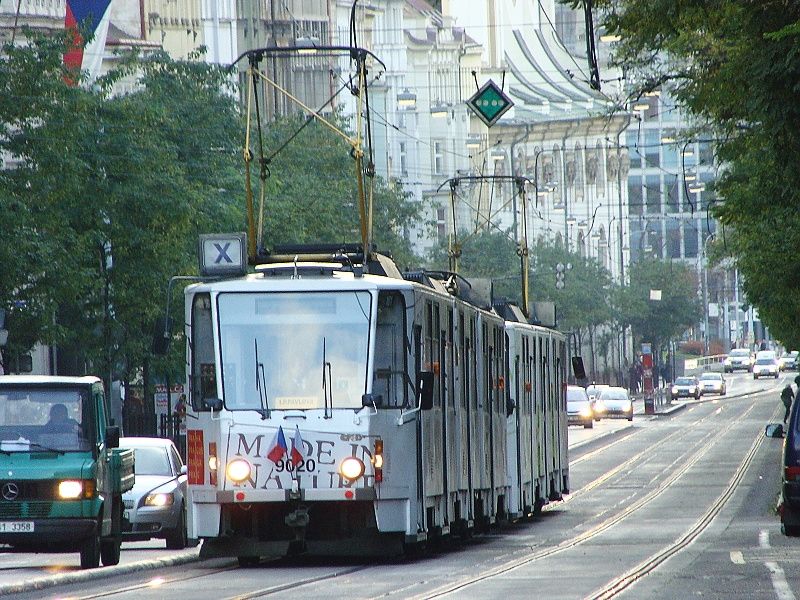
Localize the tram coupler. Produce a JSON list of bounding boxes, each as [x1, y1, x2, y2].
[[284, 506, 309, 555]]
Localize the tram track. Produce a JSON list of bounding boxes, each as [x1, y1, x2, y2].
[[585, 402, 782, 600], [558, 399, 737, 507], [399, 397, 763, 599]]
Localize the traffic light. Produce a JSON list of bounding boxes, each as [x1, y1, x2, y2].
[[555, 262, 566, 289]]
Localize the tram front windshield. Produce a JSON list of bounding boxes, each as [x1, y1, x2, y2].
[[218, 291, 372, 411]]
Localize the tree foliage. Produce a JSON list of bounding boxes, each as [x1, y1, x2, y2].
[[593, 0, 800, 345], [0, 31, 421, 384], [618, 258, 703, 352]]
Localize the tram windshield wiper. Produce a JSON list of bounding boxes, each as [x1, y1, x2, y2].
[[322, 337, 333, 419], [254, 338, 270, 419]]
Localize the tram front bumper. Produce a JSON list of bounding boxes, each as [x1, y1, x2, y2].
[[192, 487, 377, 504]]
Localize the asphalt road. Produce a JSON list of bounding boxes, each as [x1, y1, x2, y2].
[[1, 370, 796, 599]]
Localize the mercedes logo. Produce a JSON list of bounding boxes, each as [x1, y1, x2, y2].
[[2, 482, 19, 501]]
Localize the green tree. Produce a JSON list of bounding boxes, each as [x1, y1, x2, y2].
[[0, 33, 423, 391], [617, 258, 703, 355], [590, 0, 800, 345]]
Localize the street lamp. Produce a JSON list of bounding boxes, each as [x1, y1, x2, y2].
[[430, 102, 448, 118], [397, 88, 416, 109]]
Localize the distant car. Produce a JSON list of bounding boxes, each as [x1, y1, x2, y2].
[[753, 357, 780, 379], [120, 437, 188, 549], [780, 352, 798, 371], [671, 376, 701, 399], [567, 385, 594, 429], [698, 372, 726, 395], [723, 348, 754, 373], [596, 386, 633, 421], [586, 383, 610, 420]]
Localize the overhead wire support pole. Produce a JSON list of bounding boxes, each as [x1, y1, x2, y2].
[[448, 179, 461, 274], [516, 177, 531, 318]]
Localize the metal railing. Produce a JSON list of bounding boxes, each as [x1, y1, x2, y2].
[[684, 354, 726, 374]]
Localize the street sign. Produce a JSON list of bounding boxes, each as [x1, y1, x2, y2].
[[467, 80, 514, 127]]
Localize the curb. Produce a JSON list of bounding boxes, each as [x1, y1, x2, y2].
[[0, 547, 202, 596]]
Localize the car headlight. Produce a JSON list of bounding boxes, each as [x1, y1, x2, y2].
[[58, 480, 84, 499], [579, 406, 593, 417], [594, 401, 606, 412], [671, 386, 678, 395], [339, 457, 365, 481], [226, 458, 252, 483], [144, 492, 175, 507]]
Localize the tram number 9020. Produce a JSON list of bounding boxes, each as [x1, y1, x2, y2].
[[273, 458, 317, 472]]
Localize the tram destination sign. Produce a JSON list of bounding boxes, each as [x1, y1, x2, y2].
[[467, 80, 514, 127], [199, 232, 247, 277]]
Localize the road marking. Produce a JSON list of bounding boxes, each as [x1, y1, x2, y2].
[[730, 551, 745, 564], [760, 529, 770, 549], [765, 562, 796, 600]]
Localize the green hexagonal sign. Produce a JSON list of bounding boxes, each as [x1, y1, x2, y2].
[[467, 80, 514, 127]]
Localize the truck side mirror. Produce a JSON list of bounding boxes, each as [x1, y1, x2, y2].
[[417, 371, 434, 410], [105, 426, 120, 449]]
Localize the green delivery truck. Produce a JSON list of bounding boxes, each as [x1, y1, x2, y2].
[[0, 375, 134, 568]]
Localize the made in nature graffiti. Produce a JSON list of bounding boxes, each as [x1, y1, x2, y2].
[[230, 427, 375, 489]]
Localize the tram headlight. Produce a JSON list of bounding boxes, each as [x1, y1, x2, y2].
[[226, 458, 252, 483], [339, 457, 365, 481]]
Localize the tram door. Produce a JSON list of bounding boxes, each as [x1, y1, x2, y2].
[[444, 308, 457, 526], [422, 300, 445, 529]]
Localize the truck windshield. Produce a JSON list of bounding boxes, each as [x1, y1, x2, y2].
[[0, 386, 93, 452], [218, 290, 373, 411]]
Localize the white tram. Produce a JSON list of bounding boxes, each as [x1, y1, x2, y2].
[[182, 244, 569, 561]]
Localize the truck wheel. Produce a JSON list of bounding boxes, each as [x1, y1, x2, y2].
[[80, 524, 101, 569], [165, 506, 188, 549], [101, 497, 122, 566]]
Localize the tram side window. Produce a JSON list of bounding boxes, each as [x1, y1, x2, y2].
[[191, 293, 217, 411], [372, 291, 408, 408]]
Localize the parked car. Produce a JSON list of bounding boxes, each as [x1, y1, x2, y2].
[[596, 386, 633, 421], [671, 376, 701, 399], [567, 385, 594, 429], [753, 357, 780, 379], [772, 399, 800, 535], [698, 372, 726, 395], [723, 348, 754, 373], [120, 437, 188, 549], [585, 383, 610, 420]]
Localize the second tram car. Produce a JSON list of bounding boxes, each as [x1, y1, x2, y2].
[[181, 243, 570, 562]]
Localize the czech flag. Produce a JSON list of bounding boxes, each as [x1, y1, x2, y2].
[[290, 427, 304, 464], [266, 426, 288, 463], [64, 0, 113, 81]]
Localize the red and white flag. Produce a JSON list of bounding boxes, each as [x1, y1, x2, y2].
[[266, 427, 287, 464], [290, 427, 304, 464]]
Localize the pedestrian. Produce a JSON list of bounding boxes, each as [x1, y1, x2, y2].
[[782, 384, 794, 424]]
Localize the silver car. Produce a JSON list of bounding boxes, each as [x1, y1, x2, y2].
[[596, 386, 634, 421], [120, 437, 188, 549]]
